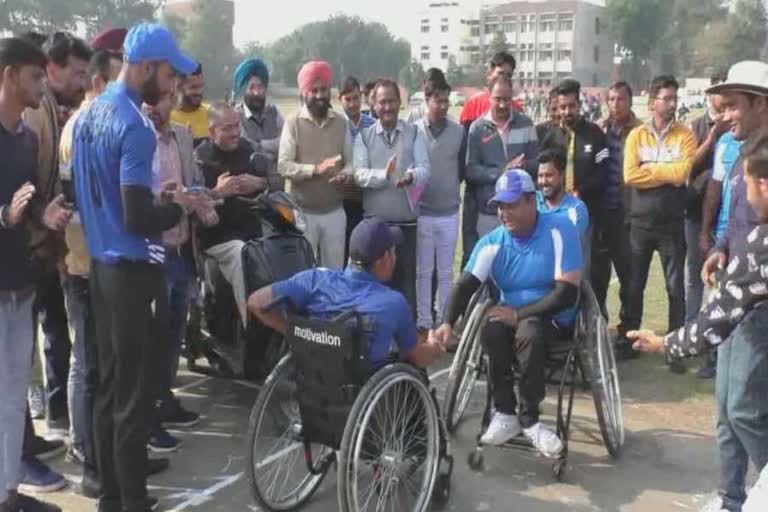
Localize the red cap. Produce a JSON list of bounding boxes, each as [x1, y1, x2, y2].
[[90, 28, 128, 53]]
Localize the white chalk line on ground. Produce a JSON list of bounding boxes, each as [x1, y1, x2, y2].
[[167, 429, 241, 439], [173, 376, 212, 393], [166, 472, 244, 511]]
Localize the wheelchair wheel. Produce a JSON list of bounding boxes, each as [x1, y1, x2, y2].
[[443, 298, 492, 433], [579, 284, 624, 458], [338, 363, 441, 512], [246, 354, 330, 511]]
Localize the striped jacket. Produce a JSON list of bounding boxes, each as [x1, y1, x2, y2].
[[540, 117, 610, 216]]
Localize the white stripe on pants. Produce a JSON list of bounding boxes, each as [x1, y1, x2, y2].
[[0, 293, 35, 502], [416, 213, 459, 329], [298, 206, 347, 269], [205, 240, 247, 326]]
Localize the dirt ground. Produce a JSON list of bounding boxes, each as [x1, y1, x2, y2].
[[31, 351, 738, 512]]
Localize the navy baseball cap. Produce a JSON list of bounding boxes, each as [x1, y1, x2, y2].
[[123, 23, 197, 75], [489, 169, 535, 206], [349, 218, 403, 266]]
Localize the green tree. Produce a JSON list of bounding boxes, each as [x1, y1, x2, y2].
[[181, 0, 238, 99], [399, 59, 425, 92], [445, 55, 465, 87], [160, 12, 186, 43], [488, 30, 509, 56], [255, 15, 410, 87]]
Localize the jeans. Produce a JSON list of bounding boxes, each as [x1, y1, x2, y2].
[[625, 222, 686, 332], [90, 261, 165, 512], [298, 206, 346, 269], [161, 250, 194, 403], [416, 213, 459, 329], [205, 240, 247, 326], [590, 208, 632, 328], [390, 224, 417, 317], [63, 274, 97, 466], [0, 291, 35, 504], [461, 187, 479, 267], [685, 218, 705, 321], [716, 304, 768, 512], [34, 271, 72, 422], [482, 316, 556, 428]]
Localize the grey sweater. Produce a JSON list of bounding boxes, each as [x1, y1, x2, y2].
[[466, 111, 538, 215], [416, 118, 464, 216], [353, 120, 430, 223]]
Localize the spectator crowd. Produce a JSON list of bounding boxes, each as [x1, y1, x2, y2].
[[0, 21, 767, 512]]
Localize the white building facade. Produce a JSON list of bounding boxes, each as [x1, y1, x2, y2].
[[413, 0, 614, 89]]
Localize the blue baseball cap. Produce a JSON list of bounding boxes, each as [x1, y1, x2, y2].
[[123, 23, 197, 75], [489, 169, 536, 206], [349, 218, 403, 266]]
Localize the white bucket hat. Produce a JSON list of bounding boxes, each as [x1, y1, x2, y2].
[[706, 61, 768, 96]]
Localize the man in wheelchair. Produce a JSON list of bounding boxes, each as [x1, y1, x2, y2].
[[433, 169, 582, 457], [247, 217, 446, 369], [195, 101, 283, 325]]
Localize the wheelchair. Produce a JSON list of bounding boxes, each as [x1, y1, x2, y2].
[[245, 304, 454, 511], [442, 281, 624, 480]]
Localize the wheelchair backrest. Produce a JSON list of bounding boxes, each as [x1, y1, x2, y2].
[[285, 312, 370, 449]]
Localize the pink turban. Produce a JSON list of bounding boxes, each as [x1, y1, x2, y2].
[[297, 61, 333, 97]]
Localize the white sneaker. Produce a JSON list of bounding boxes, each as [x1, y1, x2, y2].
[[523, 423, 563, 459], [480, 412, 522, 445]]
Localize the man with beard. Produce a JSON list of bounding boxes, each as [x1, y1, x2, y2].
[[72, 24, 200, 512], [0, 36, 64, 512], [196, 102, 282, 327], [171, 64, 209, 147], [540, 79, 609, 220], [278, 61, 353, 269], [21, 32, 90, 441], [233, 58, 283, 176], [465, 75, 538, 238], [623, 75, 697, 374], [536, 148, 589, 240]]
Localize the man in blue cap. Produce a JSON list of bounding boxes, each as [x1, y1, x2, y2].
[[72, 23, 202, 512], [432, 169, 582, 457], [233, 58, 284, 177], [247, 217, 446, 369]]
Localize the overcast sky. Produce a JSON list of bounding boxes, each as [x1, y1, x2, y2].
[[231, 0, 606, 47]]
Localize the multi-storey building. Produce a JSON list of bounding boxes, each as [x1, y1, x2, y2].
[[413, 0, 614, 88]]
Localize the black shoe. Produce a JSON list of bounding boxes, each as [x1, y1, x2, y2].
[[161, 405, 200, 429], [614, 341, 639, 361], [696, 364, 716, 379], [147, 429, 181, 453], [668, 359, 687, 374], [79, 471, 101, 499], [65, 446, 85, 466], [147, 458, 169, 476], [28, 437, 66, 461], [95, 497, 157, 512], [13, 493, 62, 512]]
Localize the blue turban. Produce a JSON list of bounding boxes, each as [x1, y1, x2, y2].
[[234, 58, 269, 94]]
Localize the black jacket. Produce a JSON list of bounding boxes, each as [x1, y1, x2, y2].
[[540, 118, 609, 215]]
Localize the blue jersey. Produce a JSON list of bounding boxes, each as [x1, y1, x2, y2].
[[464, 211, 582, 326], [72, 82, 163, 264], [712, 132, 742, 243], [272, 268, 417, 365], [536, 191, 589, 237]]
